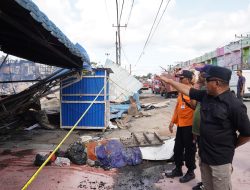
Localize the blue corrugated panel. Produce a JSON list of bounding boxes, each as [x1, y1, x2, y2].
[[62, 78, 104, 94], [106, 82, 109, 101], [94, 70, 105, 76], [62, 96, 104, 101], [61, 103, 105, 127], [61, 68, 109, 129]]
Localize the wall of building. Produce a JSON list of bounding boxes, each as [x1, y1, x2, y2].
[[178, 37, 250, 71]]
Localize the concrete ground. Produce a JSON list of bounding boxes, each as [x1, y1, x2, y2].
[[0, 90, 250, 189]]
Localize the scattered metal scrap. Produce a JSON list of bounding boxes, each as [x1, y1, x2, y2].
[[121, 132, 164, 147], [0, 69, 80, 130], [141, 101, 170, 111]]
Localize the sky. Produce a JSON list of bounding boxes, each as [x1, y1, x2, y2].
[[31, 0, 250, 76]]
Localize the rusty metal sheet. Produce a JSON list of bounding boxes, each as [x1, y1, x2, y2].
[[121, 132, 164, 147]]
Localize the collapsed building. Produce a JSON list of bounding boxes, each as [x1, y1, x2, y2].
[[0, 0, 91, 130]]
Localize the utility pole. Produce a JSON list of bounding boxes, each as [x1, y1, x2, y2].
[[113, 0, 127, 65], [113, 25, 126, 66], [115, 31, 118, 65], [235, 34, 250, 69]]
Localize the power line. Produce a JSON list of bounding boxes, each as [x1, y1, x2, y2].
[[116, 0, 119, 28], [149, 0, 171, 43], [121, 46, 130, 65], [119, 0, 125, 25], [104, 0, 111, 24], [125, 0, 134, 29], [135, 0, 164, 66], [119, 0, 134, 65]]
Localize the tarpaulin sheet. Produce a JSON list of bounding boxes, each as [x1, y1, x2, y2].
[[110, 93, 141, 119], [96, 139, 142, 168]]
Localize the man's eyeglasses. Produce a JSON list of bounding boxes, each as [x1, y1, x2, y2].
[[206, 78, 217, 82]]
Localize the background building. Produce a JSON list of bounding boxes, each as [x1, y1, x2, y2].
[[176, 37, 250, 71]]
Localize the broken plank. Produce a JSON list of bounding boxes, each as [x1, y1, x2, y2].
[[132, 132, 140, 146], [143, 132, 151, 144], [154, 132, 164, 143]]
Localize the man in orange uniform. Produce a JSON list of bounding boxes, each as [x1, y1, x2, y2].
[[165, 70, 196, 183]]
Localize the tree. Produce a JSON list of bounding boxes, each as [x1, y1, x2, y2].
[[147, 73, 152, 79]]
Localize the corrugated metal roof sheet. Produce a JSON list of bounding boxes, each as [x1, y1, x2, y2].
[[104, 59, 142, 102], [15, 0, 89, 62], [0, 0, 90, 69]]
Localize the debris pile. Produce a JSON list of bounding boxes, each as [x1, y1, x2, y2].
[[33, 138, 143, 170]]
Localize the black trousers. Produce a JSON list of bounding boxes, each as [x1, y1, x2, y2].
[[174, 126, 196, 171]]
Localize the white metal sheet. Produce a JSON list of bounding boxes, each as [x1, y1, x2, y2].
[[139, 138, 175, 160], [105, 59, 142, 102]]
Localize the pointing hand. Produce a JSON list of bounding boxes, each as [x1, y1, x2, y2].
[[155, 75, 172, 84]]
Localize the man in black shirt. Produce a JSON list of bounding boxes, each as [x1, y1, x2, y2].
[[157, 66, 250, 190]]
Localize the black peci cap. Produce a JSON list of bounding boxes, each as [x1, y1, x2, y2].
[[204, 66, 232, 82], [175, 70, 193, 79]]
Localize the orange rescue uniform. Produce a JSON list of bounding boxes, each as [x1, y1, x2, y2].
[[171, 93, 194, 127]]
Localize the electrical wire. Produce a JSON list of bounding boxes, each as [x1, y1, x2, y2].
[[104, 0, 111, 23], [121, 46, 131, 66], [118, 0, 133, 67], [119, 0, 125, 25], [116, 0, 119, 27], [135, 0, 164, 66], [109, 78, 133, 94], [148, 0, 171, 43], [125, 0, 134, 29]]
